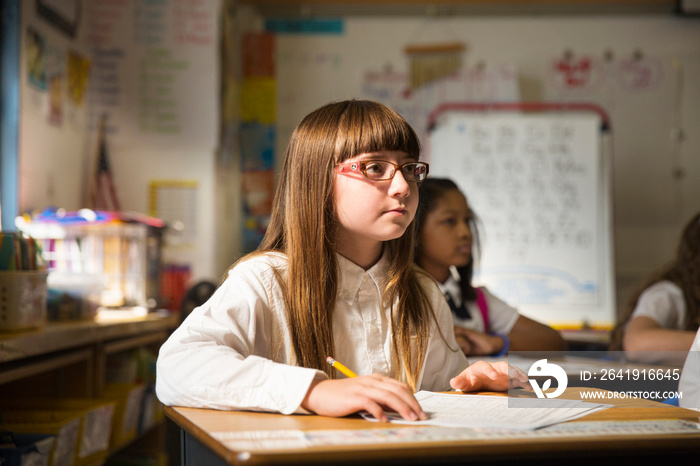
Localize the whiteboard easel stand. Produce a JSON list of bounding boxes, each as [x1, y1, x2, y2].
[[427, 101, 611, 133], [426, 101, 616, 330]]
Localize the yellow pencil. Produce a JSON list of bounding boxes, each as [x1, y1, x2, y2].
[[326, 356, 357, 378]]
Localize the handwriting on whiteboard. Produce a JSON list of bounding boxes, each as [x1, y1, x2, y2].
[[430, 113, 603, 308]]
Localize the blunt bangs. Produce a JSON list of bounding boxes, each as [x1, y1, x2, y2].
[[333, 101, 421, 163]]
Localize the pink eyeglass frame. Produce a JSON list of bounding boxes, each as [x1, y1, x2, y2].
[[334, 160, 429, 181]]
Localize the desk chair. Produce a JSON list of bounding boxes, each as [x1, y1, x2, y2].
[[180, 281, 217, 323]]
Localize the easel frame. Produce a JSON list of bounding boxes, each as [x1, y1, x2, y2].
[[426, 101, 615, 330]]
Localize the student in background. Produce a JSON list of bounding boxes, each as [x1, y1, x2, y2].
[[414, 178, 566, 356], [156, 100, 529, 422], [610, 212, 700, 353], [679, 327, 700, 411]]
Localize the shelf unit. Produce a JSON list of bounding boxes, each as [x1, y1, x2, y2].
[[0, 312, 178, 463], [0, 313, 176, 391]]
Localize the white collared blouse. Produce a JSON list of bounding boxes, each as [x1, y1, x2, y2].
[[629, 280, 687, 330], [679, 328, 700, 411], [155, 251, 468, 414], [437, 267, 519, 334]]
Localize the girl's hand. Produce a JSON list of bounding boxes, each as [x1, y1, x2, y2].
[[453, 327, 504, 356], [301, 374, 428, 422], [453, 326, 473, 355], [449, 361, 532, 392]]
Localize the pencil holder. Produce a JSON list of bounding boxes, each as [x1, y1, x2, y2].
[[0, 271, 48, 331]]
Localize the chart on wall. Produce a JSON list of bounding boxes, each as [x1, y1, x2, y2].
[[86, 0, 219, 152], [429, 109, 614, 328], [81, 0, 220, 280]]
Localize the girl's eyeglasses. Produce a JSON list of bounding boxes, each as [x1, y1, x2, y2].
[[335, 160, 429, 182]]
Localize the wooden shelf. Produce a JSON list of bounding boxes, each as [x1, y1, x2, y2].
[[240, 0, 677, 16], [0, 311, 177, 399], [0, 312, 178, 364], [102, 330, 170, 355], [0, 348, 92, 385]]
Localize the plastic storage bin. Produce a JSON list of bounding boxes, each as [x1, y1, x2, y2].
[[0, 398, 116, 466], [17, 211, 164, 312], [0, 271, 48, 331], [101, 383, 145, 450], [0, 432, 55, 466], [138, 384, 163, 433], [60, 399, 114, 465], [46, 272, 104, 321], [0, 410, 81, 466]]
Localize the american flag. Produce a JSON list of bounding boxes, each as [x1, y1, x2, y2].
[[88, 115, 121, 211]]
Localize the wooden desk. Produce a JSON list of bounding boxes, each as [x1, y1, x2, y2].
[[165, 388, 700, 466], [560, 329, 611, 351]]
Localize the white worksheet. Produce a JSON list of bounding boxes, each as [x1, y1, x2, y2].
[[361, 391, 610, 430]]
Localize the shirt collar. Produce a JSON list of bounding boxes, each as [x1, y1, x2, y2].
[[437, 266, 462, 305], [336, 251, 390, 304]]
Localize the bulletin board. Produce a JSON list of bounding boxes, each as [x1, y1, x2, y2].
[[427, 102, 614, 329]]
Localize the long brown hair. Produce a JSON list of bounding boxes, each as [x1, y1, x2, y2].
[[242, 100, 435, 389], [610, 212, 700, 350]]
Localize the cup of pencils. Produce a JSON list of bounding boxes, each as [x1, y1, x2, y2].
[[0, 232, 48, 331]]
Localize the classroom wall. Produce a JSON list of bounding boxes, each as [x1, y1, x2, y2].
[[18, 2, 92, 213], [14, 2, 700, 310], [258, 10, 700, 306], [16, 0, 225, 283]]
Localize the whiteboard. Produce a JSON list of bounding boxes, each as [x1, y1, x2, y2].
[[429, 110, 614, 329]]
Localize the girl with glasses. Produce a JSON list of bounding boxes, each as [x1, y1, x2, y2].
[[156, 100, 529, 422]]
